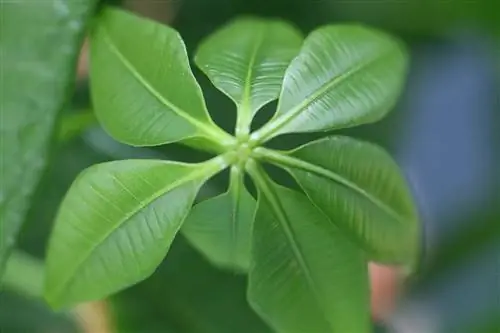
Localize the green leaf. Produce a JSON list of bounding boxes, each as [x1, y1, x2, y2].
[[195, 17, 303, 136], [44, 156, 228, 308], [255, 136, 419, 264], [0, 0, 97, 278], [246, 162, 370, 333], [182, 167, 256, 272], [90, 7, 232, 148], [252, 25, 408, 143], [58, 110, 97, 143]]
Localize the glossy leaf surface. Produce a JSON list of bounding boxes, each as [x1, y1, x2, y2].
[[252, 25, 408, 142], [247, 164, 370, 333], [45, 157, 226, 308], [182, 168, 256, 272], [256, 136, 418, 264], [0, 0, 97, 277], [90, 8, 229, 147], [195, 18, 303, 135]]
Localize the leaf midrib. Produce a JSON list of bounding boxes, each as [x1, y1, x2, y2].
[[249, 164, 332, 327], [241, 22, 266, 111], [50, 161, 220, 300], [235, 22, 266, 136], [228, 167, 242, 267], [254, 47, 396, 142], [255, 147, 407, 223], [100, 27, 218, 139]]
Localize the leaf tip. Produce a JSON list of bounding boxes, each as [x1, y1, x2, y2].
[[43, 288, 64, 311]]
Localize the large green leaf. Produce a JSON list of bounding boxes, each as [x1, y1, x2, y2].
[[195, 18, 303, 136], [44, 157, 228, 308], [182, 167, 256, 272], [90, 8, 232, 148], [0, 0, 97, 277], [246, 162, 370, 333], [255, 136, 418, 264], [251, 25, 408, 143]]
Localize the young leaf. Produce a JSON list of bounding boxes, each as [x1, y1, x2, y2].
[[0, 0, 97, 277], [246, 162, 370, 333], [252, 25, 408, 143], [90, 8, 231, 148], [195, 18, 303, 136], [255, 136, 418, 264], [182, 167, 256, 272], [45, 157, 227, 308]]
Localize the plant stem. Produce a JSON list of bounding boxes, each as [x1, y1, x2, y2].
[[58, 109, 97, 143], [253, 146, 408, 226], [3, 250, 116, 332], [235, 105, 252, 139], [2, 250, 44, 298], [244, 159, 267, 192]]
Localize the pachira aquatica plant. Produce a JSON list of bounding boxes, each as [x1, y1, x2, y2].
[[44, 6, 419, 332]]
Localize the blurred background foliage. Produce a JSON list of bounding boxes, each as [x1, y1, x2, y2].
[[1, 0, 498, 332]]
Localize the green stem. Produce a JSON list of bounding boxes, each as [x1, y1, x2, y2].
[[253, 146, 405, 223], [228, 166, 244, 266], [59, 108, 236, 155], [202, 124, 237, 150], [2, 250, 44, 299], [235, 105, 252, 139], [181, 133, 236, 155], [3, 251, 113, 327], [229, 165, 244, 194], [58, 110, 97, 143]]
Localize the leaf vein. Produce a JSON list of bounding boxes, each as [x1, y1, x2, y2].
[[256, 49, 394, 141], [256, 147, 406, 223], [101, 27, 220, 139]]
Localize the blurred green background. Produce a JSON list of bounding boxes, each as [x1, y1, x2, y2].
[[1, 0, 498, 332]]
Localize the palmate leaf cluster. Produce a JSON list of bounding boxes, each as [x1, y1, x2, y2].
[[44, 7, 418, 333]]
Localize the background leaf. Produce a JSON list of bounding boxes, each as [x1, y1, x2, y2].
[[247, 163, 370, 333], [2, 130, 269, 333], [195, 17, 303, 136], [90, 7, 231, 148], [45, 158, 225, 308], [252, 24, 408, 142], [0, 0, 97, 278], [256, 136, 418, 264], [182, 167, 256, 272]]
